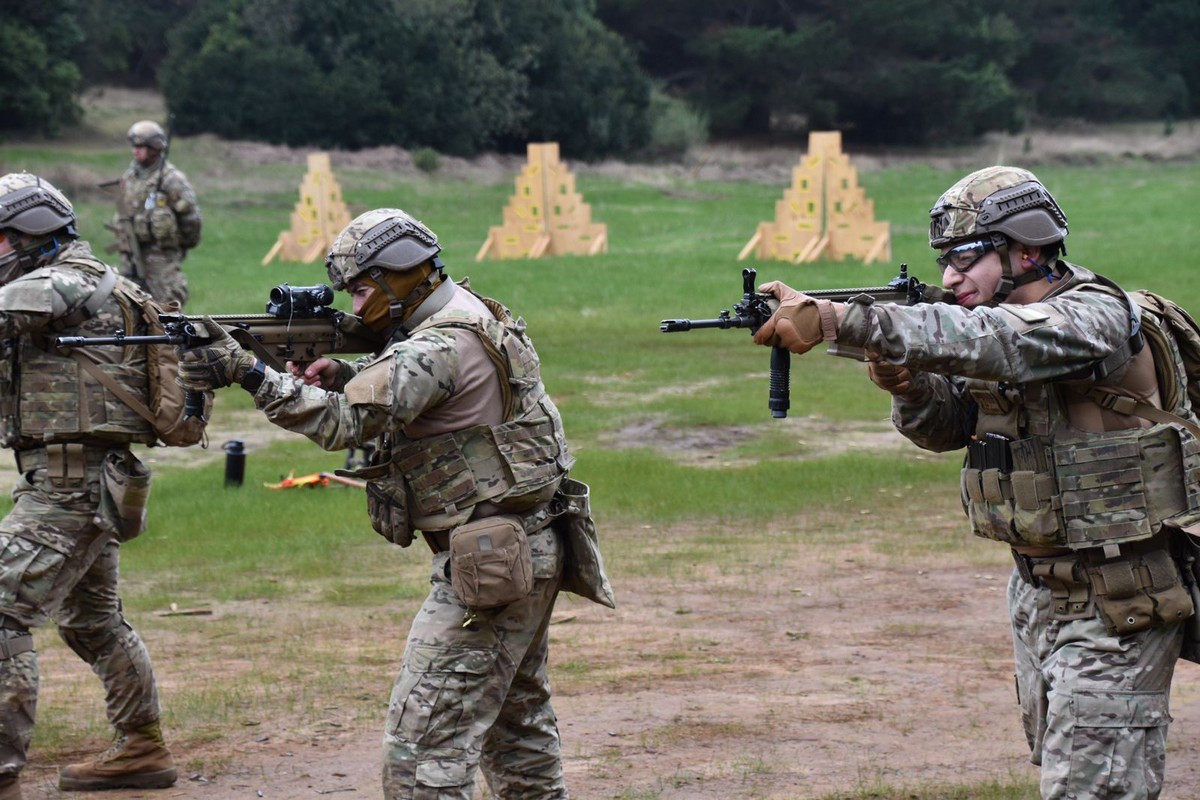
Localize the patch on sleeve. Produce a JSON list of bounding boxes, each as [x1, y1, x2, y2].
[[345, 358, 395, 408], [1003, 305, 1052, 324], [0, 274, 55, 314]]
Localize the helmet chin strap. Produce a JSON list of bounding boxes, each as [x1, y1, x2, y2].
[[988, 234, 1055, 304], [367, 257, 448, 339]]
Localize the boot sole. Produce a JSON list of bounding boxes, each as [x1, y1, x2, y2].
[[59, 766, 178, 791]]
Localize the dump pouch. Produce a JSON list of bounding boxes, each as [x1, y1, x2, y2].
[[553, 477, 616, 609], [97, 449, 151, 542], [1176, 532, 1200, 664], [365, 478, 414, 548], [449, 514, 533, 610]]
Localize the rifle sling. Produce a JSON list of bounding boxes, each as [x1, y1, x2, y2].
[[67, 349, 157, 428]]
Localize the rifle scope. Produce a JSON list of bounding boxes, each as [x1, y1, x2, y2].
[[266, 284, 335, 317]]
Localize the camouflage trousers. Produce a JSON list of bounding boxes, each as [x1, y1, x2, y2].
[[382, 529, 567, 800], [122, 248, 189, 308], [0, 460, 162, 780], [1009, 568, 1183, 800]]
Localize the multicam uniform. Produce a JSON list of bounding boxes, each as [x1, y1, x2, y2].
[[244, 277, 610, 800], [836, 262, 1197, 799], [0, 240, 165, 781], [114, 158, 201, 307]]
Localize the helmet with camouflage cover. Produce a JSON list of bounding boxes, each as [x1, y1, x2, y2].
[[128, 120, 168, 151], [930, 166, 1068, 304], [0, 172, 79, 281], [929, 166, 1067, 249], [325, 208, 441, 291]]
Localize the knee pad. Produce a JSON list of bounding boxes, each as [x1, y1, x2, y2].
[[57, 621, 126, 665]]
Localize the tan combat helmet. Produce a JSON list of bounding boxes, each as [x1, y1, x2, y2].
[[0, 172, 78, 281], [127, 120, 168, 151], [325, 208, 442, 290], [929, 166, 1068, 303]]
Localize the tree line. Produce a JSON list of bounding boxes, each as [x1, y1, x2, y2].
[[4, 0, 1197, 158]]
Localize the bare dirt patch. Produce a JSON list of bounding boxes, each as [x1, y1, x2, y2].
[[17, 495, 1200, 800], [598, 413, 912, 467]]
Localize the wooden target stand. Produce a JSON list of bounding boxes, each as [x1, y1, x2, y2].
[[739, 131, 890, 264], [262, 153, 352, 265], [476, 142, 607, 261]]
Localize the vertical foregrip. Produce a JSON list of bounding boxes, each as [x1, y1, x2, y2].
[[769, 346, 790, 419]]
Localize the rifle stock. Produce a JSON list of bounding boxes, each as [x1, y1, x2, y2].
[[660, 264, 952, 417]]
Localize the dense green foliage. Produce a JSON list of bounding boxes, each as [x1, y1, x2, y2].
[[157, 0, 650, 158], [3, 0, 1199, 152], [0, 2, 84, 136], [598, 0, 1200, 142]]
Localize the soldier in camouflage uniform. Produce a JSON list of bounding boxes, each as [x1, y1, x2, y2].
[[113, 121, 202, 308], [0, 173, 178, 799], [752, 166, 1197, 800], [178, 209, 614, 799]]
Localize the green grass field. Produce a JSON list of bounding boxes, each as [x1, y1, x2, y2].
[[3, 100, 1198, 798]]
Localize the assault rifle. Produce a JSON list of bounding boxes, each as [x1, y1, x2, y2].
[[660, 264, 952, 418], [55, 283, 385, 419]]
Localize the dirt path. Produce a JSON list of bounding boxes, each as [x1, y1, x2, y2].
[[19, 527, 1200, 800]]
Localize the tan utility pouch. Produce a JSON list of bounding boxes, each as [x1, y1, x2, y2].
[[148, 205, 179, 248], [98, 450, 151, 542], [449, 514, 533, 610], [1083, 544, 1194, 635]]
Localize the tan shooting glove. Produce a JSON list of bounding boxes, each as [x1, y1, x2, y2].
[[751, 281, 841, 355], [867, 359, 916, 397], [178, 316, 261, 391]]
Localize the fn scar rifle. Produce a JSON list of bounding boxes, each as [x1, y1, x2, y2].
[[55, 283, 384, 419], [660, 264, 952, 418]]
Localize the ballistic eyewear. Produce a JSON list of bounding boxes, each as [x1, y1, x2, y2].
[[937, 239, 996, 273]]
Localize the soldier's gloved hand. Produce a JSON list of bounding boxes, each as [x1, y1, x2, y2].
[[752, 281, 842, 355], [177, 316, 260, 391], [867, 358, 916, 396]]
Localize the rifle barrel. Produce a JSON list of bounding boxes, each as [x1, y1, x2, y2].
[[660, 316, 755, 333], [56, 334, 185, 348]]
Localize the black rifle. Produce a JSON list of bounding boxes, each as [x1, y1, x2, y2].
[[660, 264, 952, 418], [56, 284, 384, 420]]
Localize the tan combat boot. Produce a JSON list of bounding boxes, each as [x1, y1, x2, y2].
[[0, 774, 21, 800], [58, 720, 178, 791]]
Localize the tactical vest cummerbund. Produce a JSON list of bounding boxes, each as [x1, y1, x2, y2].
[[395, 398, 566, 521], [0, 258, 155, 449], [354, 294, 573, 545], [962, 422, 1200, 548]]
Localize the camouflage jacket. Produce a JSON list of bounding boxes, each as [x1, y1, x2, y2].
[[835, 263, 1200, 547], [252, 281, 573, 532], [0, 240, 156, 449], [115, 157, 201, 252]]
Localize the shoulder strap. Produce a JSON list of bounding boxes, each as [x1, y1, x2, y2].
[[1086, 386, 1200, 439], [52, 265, 118, 331]]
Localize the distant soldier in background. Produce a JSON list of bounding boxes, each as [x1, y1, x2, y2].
[[113, 120, 201, 308], [0, 173, 177, 798]]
